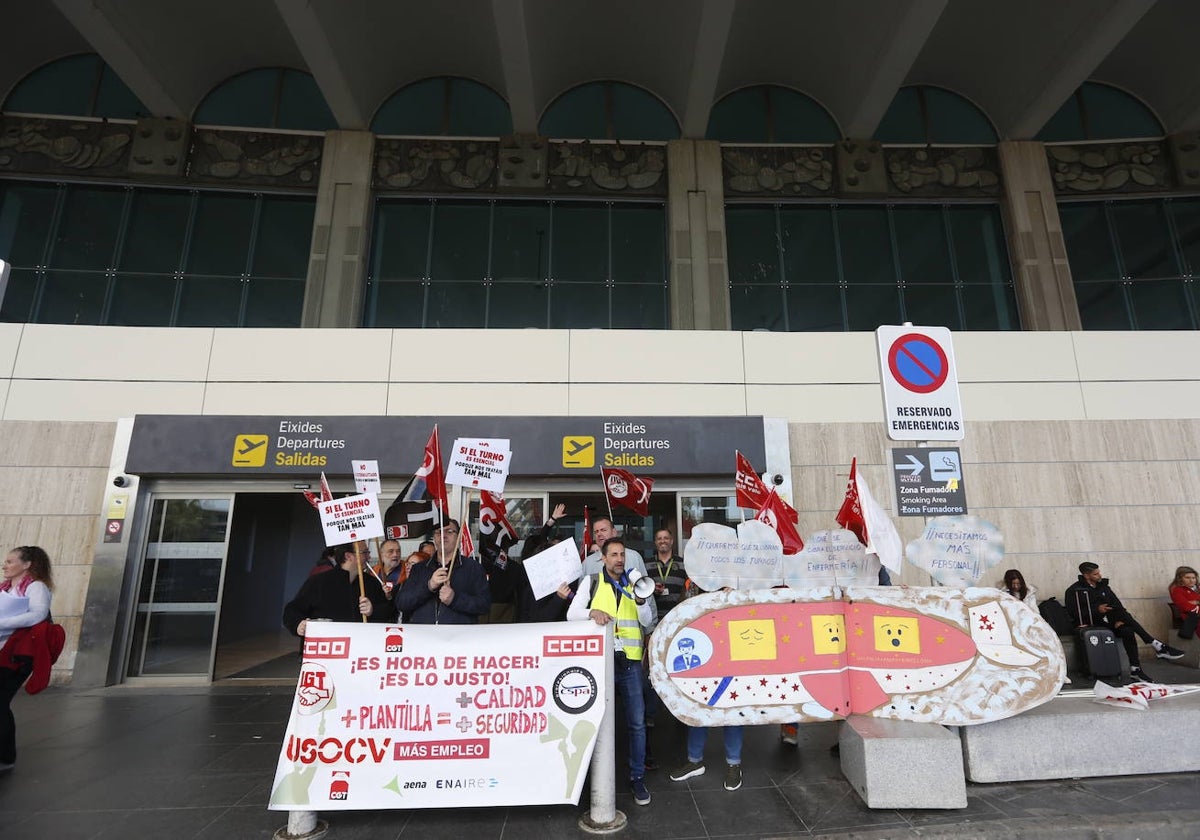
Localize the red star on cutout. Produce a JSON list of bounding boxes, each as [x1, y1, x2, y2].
[[760, 678, 768, 686], [729, 691, 739, 700]]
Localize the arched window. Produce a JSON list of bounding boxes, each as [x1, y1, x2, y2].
[[194, 68, 336, 131], [1037, 81, 1163, 142], [539, 81, 679, 141], [3, 53, 146, 119], [707, 86, 839, 143], [372, 77, 512, 137], [875, 85, 997, 145]]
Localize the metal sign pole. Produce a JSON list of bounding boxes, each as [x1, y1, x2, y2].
[[580, 625, 626, 834]]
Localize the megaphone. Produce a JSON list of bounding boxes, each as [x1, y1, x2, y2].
[[625, 569, 656, 600]]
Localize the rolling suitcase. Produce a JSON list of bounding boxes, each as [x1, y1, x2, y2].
[[1075, 591, 1122, 679]]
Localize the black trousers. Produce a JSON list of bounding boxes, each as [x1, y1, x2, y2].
[[0, 661, 33, 765], [1105, 608, 1153, 667], [1179, 612, 1199, 640]]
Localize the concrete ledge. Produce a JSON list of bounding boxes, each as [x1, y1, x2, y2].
[[839, 716, 966, 809], [961, 692, 1200, 782]]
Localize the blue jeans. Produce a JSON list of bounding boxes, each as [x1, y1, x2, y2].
[[687, 725, 743, 765], [614, 655, 646, 779]]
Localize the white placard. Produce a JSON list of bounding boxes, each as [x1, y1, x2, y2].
[[445, 438, 512, 493], [522, 538, 583, 600], [683, 520, 783, 592], [352, 459, 381, 496], [269, 621, 608, 810], [783, 529, 878, 586], [318, 493, 384, 545], [905, 515, 1004, 587]]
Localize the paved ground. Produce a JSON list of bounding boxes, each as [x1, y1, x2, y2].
[[4, 662, 1200, 839]]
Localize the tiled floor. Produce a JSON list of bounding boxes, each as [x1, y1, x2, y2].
[[4, 673, 1200, 839]]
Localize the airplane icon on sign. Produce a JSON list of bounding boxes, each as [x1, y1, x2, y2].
[[562, 436, 595, 468], [232, 434, 269, 467]]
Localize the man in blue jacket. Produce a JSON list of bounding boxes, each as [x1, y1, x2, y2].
[[395, 519, 490, 624]]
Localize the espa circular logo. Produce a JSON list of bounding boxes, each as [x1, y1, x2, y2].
[[552, 666, 598, 714]]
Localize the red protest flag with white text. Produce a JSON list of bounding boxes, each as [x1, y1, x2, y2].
[[756, 489, 804, 554], [835, 458, 867, 545], [601, 467, 654, 516], [735, 451, 770, 511], [302, 471, 334, 509], [421, 426, 450, 522]]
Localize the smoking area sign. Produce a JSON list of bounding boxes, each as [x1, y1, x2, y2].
[[876, 325, 964, 441], [891, 447, 968, 517]]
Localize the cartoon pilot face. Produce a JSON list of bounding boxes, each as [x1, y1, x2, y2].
[[812, 614, 847, 655]]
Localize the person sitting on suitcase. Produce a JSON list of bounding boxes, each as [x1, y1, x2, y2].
[[1066, 562, 1184, 682]]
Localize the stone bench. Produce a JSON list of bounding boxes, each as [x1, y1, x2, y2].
[[960, 692, 1200, 782], [839, 716, 967, 809]]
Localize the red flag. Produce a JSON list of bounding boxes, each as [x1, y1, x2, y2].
[[756, 489, 804, 554], [836, 458, 868, 546], [421, 426, 450, 522], [460, 525, 475, 559], [735, 451, 770, 510], [581, 505, 592, 561], [302, 471, 334, 509], [602, 467, 654, 516]]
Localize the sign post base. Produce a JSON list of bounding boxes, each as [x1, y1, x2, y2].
[[273, 811, 328, 840], [578, 810, 628, 834]]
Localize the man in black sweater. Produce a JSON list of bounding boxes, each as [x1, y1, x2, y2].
[[284, 542, 395, 636]]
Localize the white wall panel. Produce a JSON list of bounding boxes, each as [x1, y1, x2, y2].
[[202, 382, 389, 414], [742, 331, 878, 383], [568, 383, 748, 414], [207, 328, 391, 382], [12, 325, 214, 381], [569, 330, 746, 383], [392, 329, 571, 383], [3, 380, 205, 421], [386, 383, 569, 415]]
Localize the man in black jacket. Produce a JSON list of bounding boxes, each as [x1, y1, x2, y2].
[[284, 542, 396, 636], [395, 519, 491, 624], [1066, 561, 1183, 681]]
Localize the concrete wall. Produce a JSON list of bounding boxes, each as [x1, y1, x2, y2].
[[1, 323, 1197, 679]]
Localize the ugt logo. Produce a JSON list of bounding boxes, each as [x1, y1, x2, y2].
[[384, 627, 403, 653], [329, 771, 350, 800]]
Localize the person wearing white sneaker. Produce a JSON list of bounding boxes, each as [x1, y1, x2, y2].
[[669, 725, 743, 791]]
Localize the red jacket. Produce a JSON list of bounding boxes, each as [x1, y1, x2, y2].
[[0, 620, 65, 694], [1171, 585, 1200, 617]]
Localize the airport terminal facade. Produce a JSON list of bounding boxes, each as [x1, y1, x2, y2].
[[0, 1, 1198, 686]]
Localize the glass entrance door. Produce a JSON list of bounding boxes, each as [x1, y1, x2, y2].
[[126, 495, 234, 678]]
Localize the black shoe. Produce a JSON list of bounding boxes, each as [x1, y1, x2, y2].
[[1129, 666, 1158, 683], [1157, 644, 1185, 660]]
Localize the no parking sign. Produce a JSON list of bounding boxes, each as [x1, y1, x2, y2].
[[876, 325, 964, 441]]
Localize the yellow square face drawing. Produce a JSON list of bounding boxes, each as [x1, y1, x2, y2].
[[812, 614, 847, 655], [874, 616, 920, 654], [728, 619, 777, 661]]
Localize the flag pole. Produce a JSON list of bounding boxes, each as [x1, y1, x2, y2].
[[599, 467, 614, 522], [354, 539, 368, 622]]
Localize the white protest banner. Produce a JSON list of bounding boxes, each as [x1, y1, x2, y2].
[[683, 520, 783, 592], [905, 515, 1004, 587], [352, 459, 382, 497], [445, 438, 512, 493], [783, 529, 877, 587], [318, 493, 384, 546], [269, 621, 608, 810], [523, 538, 583, 600]]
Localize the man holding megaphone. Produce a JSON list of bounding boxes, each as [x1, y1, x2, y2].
[[569, 537, 656, 807]]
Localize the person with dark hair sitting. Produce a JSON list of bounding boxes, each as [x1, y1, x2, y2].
[[1001, 569, 1038, 608], [1169, 565, 1200, 640]]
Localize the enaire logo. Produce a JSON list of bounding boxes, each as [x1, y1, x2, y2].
[[303, 637, 351, 659], [329, 771, 350, 800], [544, 635, 603, 657], [552, 667, 598, 714], [384, 627, 403, 653]]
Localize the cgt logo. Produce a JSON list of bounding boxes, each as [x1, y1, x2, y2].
[[544, 635, 604, 657], [329, 771, 350, 800], [384, 627, 403, 653]]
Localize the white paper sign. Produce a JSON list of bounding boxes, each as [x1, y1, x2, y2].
[[269, 621, 608, 810], [318, 493, 384, 545], [445, 438, 512, 493], [905, 515, 1004, 587], [0, 594, 29, 620], [523, 538, 583, 600], [352, 459, 381, 496], [683, 520, 783, 592], [784, 529, 877, 586]]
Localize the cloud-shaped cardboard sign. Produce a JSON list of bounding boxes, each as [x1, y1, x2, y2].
[[905, 515, 1004, 588], [683, 520, 783, 592], [784, 529, 878, 587]]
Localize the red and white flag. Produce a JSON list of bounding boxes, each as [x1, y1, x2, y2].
[[459, 525, 476, 559], [835, 458, 867, 544], [735, 451, 770, 510], [420, 426, 451, 523], [581, 505, 592, 561], [836, 458, 902, 574], [302, 471, 334, 509], [756, 489, 804, 555], [601, 467, 654, 516]]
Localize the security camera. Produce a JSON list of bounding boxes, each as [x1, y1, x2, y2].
[[113, 475, 129, 488], [772, 473, 785, 486]]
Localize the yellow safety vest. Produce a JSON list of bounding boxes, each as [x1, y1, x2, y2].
[[589, 576, 644, 660]]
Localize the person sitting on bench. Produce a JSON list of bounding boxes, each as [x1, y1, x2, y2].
[[1169, 565, 1200, 640], [1066, 561, 1184, 682]]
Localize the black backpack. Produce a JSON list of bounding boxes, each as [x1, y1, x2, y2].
[[1038, 597, 1075, 635]]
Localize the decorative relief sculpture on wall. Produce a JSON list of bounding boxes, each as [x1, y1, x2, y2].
[[723, 146, 833, 195], [374, 139, 497, 190], [546, 142, 665, 193], [885, 147, 1000, 195], [0, 116, 131, 175], [189, 130, 322, 187], [1048, 142, 1171, 193]]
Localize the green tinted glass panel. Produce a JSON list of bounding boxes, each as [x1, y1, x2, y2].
[[0, 268, 38, 322], [550, 282, 607, 327], [730, 284, 786, 331], [1037, 92, 1085, 142], [924, 87, 996, 144], [706, 88, 769, 143], [611, 83, 678, 141], [540, 83, 607, 140], [1081, 82, 1162, 140], [187, 194, 255, 276], [844, 284, 901, 330], [874, 87, 924, 144], [50, 187, 124, 270], [1169, 198, 1200, 276], [252, 197, 315, 277], [1128, 279, 1194, 329], [779, 206, 836, 284], [372, 201, 431, 280], [426, 281, 486, 327], [487, 281, 547, 328], [120, 190, 190, 273], [492, 203, 549, 282], [0, 183, 57, 266], [786, 284, 843, 331], [244, 277, 304, 326], [772, 87, 840, 143], [108, 274, 176, 326], [1110, 201, 1179, 279], [902, 284, 960, 328], [372, 78, 446, 135], [551, 203, 607, 281], [893, 206, 953, 284], [448, 79, 512, 137], [961, 283, 1019, 330], [612, 205, 665, 284], [95, 65, 147, 119], [1076, 280, 1130, 329], [949, 206, 1010, 284], [194, 69, 278, 127], [3, 54, 98, 116], [177, 276, 243, 327], [276, 70, 337, 131], [1060, 204, 1119, 281], [368, 280, 424, 328], [38, 270, 105, 324], [430, 202, 489, 282], [611, 282, 665, 328], [837, 207, 893, 285], [726, 206, 779, 285]]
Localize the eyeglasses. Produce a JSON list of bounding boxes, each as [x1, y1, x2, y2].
[[440, 529, 459, 537]]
